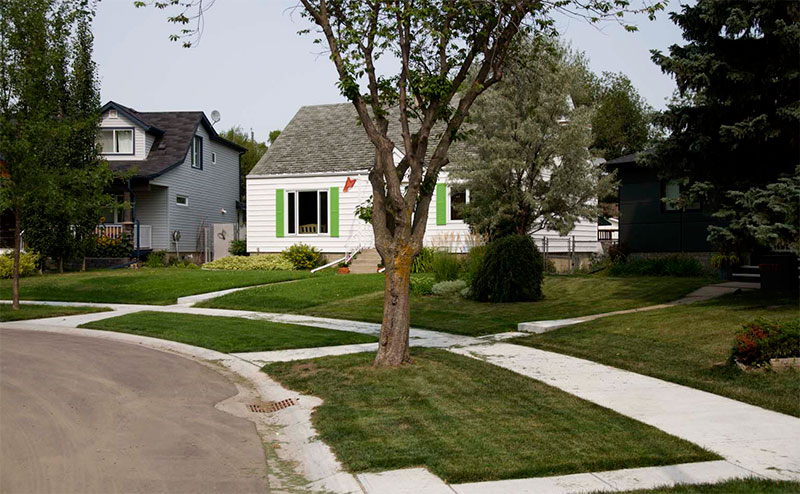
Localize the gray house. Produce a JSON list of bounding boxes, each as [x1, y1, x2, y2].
[[98, 101, 246, 260]]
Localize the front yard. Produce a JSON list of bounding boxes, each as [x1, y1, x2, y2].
[[204, 274, 711, 336], [80, 312, 377, 353], [265, 349, 716, 483], [0, 268, 310, 305], [0, 304, 108, 322], [513, 289, 800, 417]]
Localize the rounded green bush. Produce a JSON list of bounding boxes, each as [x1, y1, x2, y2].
[[282, 243, 322, 270], [471, 235, 543, 303]]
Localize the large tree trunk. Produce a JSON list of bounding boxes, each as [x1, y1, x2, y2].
[[374, 244, 414, 366], [12, 208, 21, 310]]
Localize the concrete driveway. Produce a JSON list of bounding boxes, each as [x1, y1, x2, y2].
[[0, 329, 269, 493]]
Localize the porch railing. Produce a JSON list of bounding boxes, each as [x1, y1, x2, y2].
[[95, 224, 152, 250]]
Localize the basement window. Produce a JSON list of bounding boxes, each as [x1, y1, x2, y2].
[[176, 195, 188, 206], [287, 190, 328, 235]]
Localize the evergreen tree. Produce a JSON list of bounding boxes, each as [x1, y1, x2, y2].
[[647, 1, 799, 223]]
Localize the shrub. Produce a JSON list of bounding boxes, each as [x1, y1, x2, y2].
[[471, 234, 543, 303], [282, 243, 322, 270], [410, 274, 435, 296], [432, 250, 461, 282], [608, 255, 704, 277], [0, 251, 40, 279], [462, 245, 486, 283], [229, 240, 248, 257], [731, 318, 800, 367], [411, 247, 436, 273], [204, 254, 294, 271], [607, 242, 629, 263], [145, 250, 168, 268], [91, 234, 132, 258], [432, 279, 467, 296]]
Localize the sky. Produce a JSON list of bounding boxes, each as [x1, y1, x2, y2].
[[93, 1, 688, 142]]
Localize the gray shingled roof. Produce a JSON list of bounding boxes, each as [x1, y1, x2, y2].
[[103, 102, 246, 179], [250, 103, 467, 176]]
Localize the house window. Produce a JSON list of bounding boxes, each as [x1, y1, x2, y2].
[[99, 128, 134, 154], [662, 179, 700, 212], [108, 109, 118, 118], [449, 187, 469, 221], [286, 190, 329, 235], [176, 195, 188, 206], [191, 136, 203, 169], [211, 152, 217, 164]]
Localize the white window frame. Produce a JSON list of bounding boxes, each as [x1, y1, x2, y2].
[[447, 185, 470, 223], [285, 189, 330, 236], [99, 128, 135, 155], [176, 195, 189, 207], [191, 136, 203, 169]]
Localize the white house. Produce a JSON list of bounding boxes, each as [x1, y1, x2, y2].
[[246, 103, 600, 264]]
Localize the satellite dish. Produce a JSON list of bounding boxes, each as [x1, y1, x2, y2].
[[210, 110, 221, 125]]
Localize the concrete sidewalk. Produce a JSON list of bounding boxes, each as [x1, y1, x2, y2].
[[3, 279, 796, 493], [451, 343, 800, 482]]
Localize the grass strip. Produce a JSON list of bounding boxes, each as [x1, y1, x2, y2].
[[265, 348, 717, 483], [80, 311, 377, 353]]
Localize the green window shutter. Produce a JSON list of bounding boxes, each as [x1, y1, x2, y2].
[[330, 186, 339, 237], [275, 189, 284, 238], [436, 183, 447, 225]]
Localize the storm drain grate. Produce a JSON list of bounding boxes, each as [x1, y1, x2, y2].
[[248, 398, 297, 414]]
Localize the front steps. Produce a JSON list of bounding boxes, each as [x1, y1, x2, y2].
[[349, 248, 382, 274], [731, 265, 760, 284]]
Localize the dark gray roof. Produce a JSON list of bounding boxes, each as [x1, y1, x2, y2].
[[250, 103, 466, 176], [101, 101, 246, 179], [604, 152, 639, 166]]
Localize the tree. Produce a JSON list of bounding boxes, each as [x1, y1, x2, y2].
[[646, 1, 799, 231], [145, 0, 664, 367], [591, 72, 653, 160], [453, 36, 605, 239], [220, 126, 267, 200], [0, 0, 110, 304], [268, 129, 281, 145]]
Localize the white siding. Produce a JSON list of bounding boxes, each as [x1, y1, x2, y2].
[[246, 169, 600, 254], [99, 110, 147, 161], [247, 172, 373, 254]]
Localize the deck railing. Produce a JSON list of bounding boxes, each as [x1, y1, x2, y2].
[[95, 224, 152, 250]]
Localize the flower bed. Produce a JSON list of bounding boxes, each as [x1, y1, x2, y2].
[[731, 318, 800, 370], [203, 254, 294, 271]]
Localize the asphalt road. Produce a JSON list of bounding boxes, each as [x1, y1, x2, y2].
[[0, 328, 269, 493]]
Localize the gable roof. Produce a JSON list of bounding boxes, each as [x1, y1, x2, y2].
[[100, 101, 247, 179], [249, 103, 467, 177]]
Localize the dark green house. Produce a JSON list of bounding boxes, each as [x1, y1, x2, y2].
[[606, 153, 725, 257]]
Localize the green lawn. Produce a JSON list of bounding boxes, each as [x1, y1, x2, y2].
[[80, 311, 377, 353], [0, 304, 108, 322], [204, 274, 711, 336], [0, 268, 310, 305], [610, 479, 800, 494], [513, 289, 800, 417], [265, 349, 716, 483]]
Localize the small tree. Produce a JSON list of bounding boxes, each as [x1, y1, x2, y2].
[[453, 36, 605, 239], [145, 0, 664, 366]]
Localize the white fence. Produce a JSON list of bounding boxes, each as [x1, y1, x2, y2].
[[95, 223, 152, 250]]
